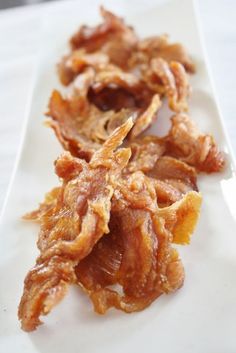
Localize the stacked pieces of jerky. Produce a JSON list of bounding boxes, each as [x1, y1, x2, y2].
[[18, 8, 225, 331]]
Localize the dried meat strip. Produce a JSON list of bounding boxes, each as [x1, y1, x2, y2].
[[18, 120, 133, 331]]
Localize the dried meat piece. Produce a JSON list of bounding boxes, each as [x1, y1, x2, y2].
[[73, 64, 147, 111], [58, 48, 152, 111], [129, 94, 162, 139], [47, 85, 134, 161], [92, 67, 140, 93], [150, 58, 189, 112], [77, 172, 169, 312], [47, 89, 98, 161], [76, 171, 201, 314], [158, 191, 202, 245], [18, 120, 133, 331], [58, 50, 109, 86], [75, 230, 123, 289], [89, 65, 152, 110], [149, 156, 197, 188], [70, 7, 138, 69], [47, 67, 157, 161], [125, 135, 166, 173], [148, 156, 198, 206], [86, 247, 184, 314], [23, 187, 61, 222], [125, 141, 197, 207], [166, 114, 225, 173], [130, 35, 195, 73]]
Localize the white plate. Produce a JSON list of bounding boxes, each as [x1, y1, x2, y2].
[[1, 0, 236, 352]]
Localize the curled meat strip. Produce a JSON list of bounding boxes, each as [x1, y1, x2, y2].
[[76, 172, 201, 314], [149, 58, 190, 112], [88, 65, 153, 109], [58, 50, 109, 86], [166, 114, 225, 173], [18, 120, 133, 331], [129, 94, 162, 139], [129, 34, 195, 73], [125, 138, 198, 207], [148, 156, 198, 207], [70, 7, 138, 69], [59, 9, 194, 89], [125, 135, 166, 173], [47, 81, 134, 161], [47, 75, 161, 160]]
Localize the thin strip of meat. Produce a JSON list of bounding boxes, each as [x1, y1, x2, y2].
[[18, 119, 133, 331], [70, 7, 138, 69], [125, 138, 198, 207], [150, 58, 189, 113], [125, 135, 166, 173], [47, 68, 160, 160], [158, 191, 202, 245], [166, 114, 225, 172], [46, 76, 134, 161], [47, 88, 99, 161], [58, 50, 109, 86], [129, 94, 162, 139], [76, 171, 201, 314], [148, 156, 198, 207], [131, 34, 195, 73], [91, 66, 141, 93], [23, 187, 61, 222], [89, 65, 153, 109]]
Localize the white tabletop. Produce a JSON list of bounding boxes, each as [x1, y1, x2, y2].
[[0, 0, 235, 213]]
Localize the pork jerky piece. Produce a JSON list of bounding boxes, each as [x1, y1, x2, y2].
[[129, 34, 195, 73], [60, 8, 194, 87], [149, 157, 198, 207], [76, 172, 201, 314], [47, 73, 161, 160], [149, 58, 190, 113], [70, 7, 138, 69], [125, 135, 166, 174], [18, 119, 133, 331], [47, 68, 135, 161], [125, 137, 197, 207], [166, 114, 225, 173]]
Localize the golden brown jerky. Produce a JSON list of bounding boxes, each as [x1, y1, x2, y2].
[[166, 114, 225, 172], [18, 120, 133, 331]]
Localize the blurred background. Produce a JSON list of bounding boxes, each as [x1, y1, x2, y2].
[[0, 0, 56, 9]]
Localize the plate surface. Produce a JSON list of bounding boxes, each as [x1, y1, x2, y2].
[[1, 0, 236, 352]]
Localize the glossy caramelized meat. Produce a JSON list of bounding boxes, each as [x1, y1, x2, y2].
[[47, 85, 161, 160], [58, 50, 109, 86], [18, 6, 225, 331], [129, 94, 162, 139], [166, 114, 225, 173], [50, 8, 196, 161], [18, 120, 133, 331], [125, 135, 166, 173], [149, 58, 190, 113], [47, 87, 134, 161], [130, 34, 195, 73], [125, 138, 198, 207], [76, 173, 201, 314], [48, 8, 197, 159], [150, 157, 198, 207], [70, 7, 138, 69]]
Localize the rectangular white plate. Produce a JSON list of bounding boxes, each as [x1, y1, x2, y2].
[[1, 0, 236, 352]]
